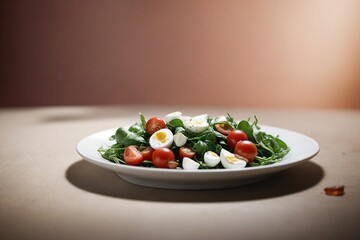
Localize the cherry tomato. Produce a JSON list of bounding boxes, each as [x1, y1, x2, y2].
[[152, 148, 175, 168], [214, 123, 234, 135], [179, 146, 196, 159], [146, 117, 166, 135], [123, 145, 144, 166], [227, 130, 248, 149], [141, 146, 154, 160], [234, 140, 257, 162]]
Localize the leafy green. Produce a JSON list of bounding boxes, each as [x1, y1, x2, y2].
[[251, 131, 290, 166], [237, 120, 255, 142], [115, 127, 147, 147], [139, 113, 146, 130], [128, 123, 145, 136], [99, 113, 290, 169], [166, 118, 184, 132], [98, 145, 126, 164]]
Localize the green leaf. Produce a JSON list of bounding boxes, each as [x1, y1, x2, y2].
[[109, 135, 115, 141], [168, 118, 183, 128], [237, 120, 255, 142], [166, 118, 184, 132], [115, 127, 147, 147], [192, 141, 208, 155], [115, 127, 129, 144], [139, 113, 146, 130], [128, 123, 144, 134], [98, 145, 126, 164]]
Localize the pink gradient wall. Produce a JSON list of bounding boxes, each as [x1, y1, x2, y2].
[[1, 0, 359, 108]]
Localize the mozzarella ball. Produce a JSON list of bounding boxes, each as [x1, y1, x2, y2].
[[182, 157, 200, 170], [149, 128, 174, 149], [204, 151, 221, 167], [164, 111, 182, 123], [173, 132, 188, 147], [220, 149, 247, 169], [183, 118, 209, 133]]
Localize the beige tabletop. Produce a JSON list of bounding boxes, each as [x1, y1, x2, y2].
[[0, 106, 359, 240]]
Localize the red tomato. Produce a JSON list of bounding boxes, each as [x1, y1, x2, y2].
[[227, 130, 248, 149], [234, 140, 257, 162], [123, 145, 144, 166], [141, 146, 154, 160], [179, 146, 196, 159], [214, 123, 234, 135], [152, 148, 175, 168], [146, 117, 166, 135]]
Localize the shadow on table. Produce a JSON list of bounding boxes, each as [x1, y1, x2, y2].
[[66, 160, 324, 202]]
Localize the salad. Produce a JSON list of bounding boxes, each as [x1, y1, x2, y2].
[[98, 112, 290, 170]]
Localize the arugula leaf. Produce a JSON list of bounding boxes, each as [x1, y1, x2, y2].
[[98, 145, 126, 164], [226, 113, 236, 128], [252, 131, 290, 166]]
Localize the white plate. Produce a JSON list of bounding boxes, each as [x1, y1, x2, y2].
[[76, 126, 319, 190]]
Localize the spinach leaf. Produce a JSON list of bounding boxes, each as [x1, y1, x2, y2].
[[166, 118, 184, 132], [128, 123, 145, 135], [192, 140, 208, 155], [115, 127, 147, 147], [237, 120, 255, 142]]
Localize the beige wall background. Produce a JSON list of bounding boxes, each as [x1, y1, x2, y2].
[[1, 0, 359, 108]]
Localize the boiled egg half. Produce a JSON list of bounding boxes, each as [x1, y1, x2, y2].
[[204, 151, 221, 167], [220, 149, 247, 169], [149, 128, 174, 149], [182, 157, 200, 170], [183, 117, 209, 133], [173, 132, 188, 147]]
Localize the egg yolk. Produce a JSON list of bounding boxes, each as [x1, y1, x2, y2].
[[155, 131, 168, 143], [226, 156, 239, 164], [192, 120, 204, 126], [209, 151, 218, 157]]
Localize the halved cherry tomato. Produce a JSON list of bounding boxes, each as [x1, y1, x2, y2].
[[227, 130, 248, 149], [179, 146, 196, 159], [146, 117, 166, 135], [141, 146, 154, 160], [123, 145, 144, 166], [234, 140, 257, 162], [214, 123, 234, 135], [152, 148, 175, 168]]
